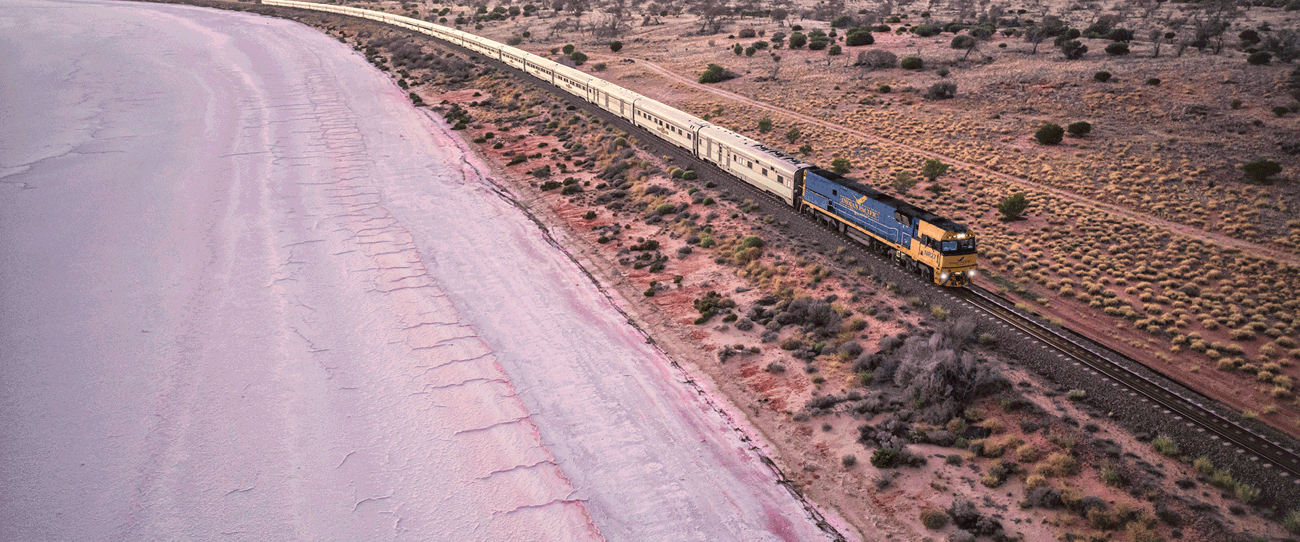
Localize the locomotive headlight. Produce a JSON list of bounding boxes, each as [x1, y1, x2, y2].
[[940, 272, 950, 282]]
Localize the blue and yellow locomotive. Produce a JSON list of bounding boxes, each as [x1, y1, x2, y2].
[[800, 169, 977, 287]]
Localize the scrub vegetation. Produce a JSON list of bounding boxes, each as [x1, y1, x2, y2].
[[180, 0, 1300, 539]]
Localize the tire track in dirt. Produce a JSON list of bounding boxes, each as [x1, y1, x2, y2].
[[630, 59, 1300, 268]]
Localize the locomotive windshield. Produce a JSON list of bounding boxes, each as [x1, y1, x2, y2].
[[941, 238, 976, 254]]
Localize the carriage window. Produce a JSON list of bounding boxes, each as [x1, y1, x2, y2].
[[762, 168, 768, 177], [777, 175, 784, 184]]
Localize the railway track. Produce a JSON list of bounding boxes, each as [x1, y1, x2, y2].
[[276, 4, 1300, 501], [954, 285, 1300, 482]]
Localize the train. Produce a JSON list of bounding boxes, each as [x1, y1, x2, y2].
[[261, 0, 978, 287]]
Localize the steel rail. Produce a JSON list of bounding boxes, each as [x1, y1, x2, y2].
[[954, 285, 1300, 481]]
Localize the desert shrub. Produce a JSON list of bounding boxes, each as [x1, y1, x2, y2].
[[1152, 435, 1180, 457], [842, 454, 857, 467], [912, 24, 941, 37], [1107, 28, 1133, 42], [693, 291, 735, 324], [900, 55, 924, 70], [738, 28, 756, 38], [951, 34, 976, 49], [920, 508, 949, 529], [997, 192, 1029, 221], [890, 317, 1009, 412], [1015, 444, 1040, 463], [1035, 123, 1065, 144], [828, 45, 842, 56], [745, 46, 756, 57], [1248, 51, 1272, 65], [1094, 70, 1112, 82], [839, 340, 864, 358], [1060, 40, 1087, 59], [757, 117, 773, 133], [1100, 462, 1126, 486], [1066, 389, 1087, 401], [1284, 509, 1300, 534], [1104, 42, 1129, 56], [831, 157, 852, 174], [921, 158, 949, 181], [698, 63, 734, 84], [925, 81, 957, 100], [562, 43, 575, 55], [892, 171, 918, 194], [788, 32, 807, 48], [609, 40, 622, 52], [1242, 158, 1282, 183], [784, 127, 801, 143], [1146, 77, 1161, 86], [857, 49, 897, 69], [1210, 468, 1235, 489], [871, 448, 902, 468], [1067, 121, 1092, 137], [733, 43, 743, 55], [1087, 507, 1121, 530], [1038, 452, 1079, 477], [568, 51, 588, 65], [1234, 482, 1260, 504], [846, 27, 874, 46], [981, 460, 1019, 488]]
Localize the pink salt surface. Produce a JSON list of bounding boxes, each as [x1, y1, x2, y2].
[[0, 1, 839, 540]]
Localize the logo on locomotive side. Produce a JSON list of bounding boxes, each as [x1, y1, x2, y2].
[[840, 195, 880, 220]]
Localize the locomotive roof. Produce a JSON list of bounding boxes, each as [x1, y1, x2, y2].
[[810, 169, 968, 232]]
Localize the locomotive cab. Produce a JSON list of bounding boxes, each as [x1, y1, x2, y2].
[[915, 220, 978, 287], [935, 231, 978, 286]]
